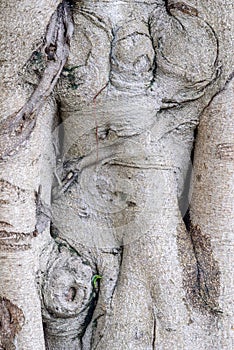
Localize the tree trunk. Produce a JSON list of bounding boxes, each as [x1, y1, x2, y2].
[[0, 1, 233, 349]]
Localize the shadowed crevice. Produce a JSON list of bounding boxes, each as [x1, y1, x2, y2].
[[179, 212, 221, 315]]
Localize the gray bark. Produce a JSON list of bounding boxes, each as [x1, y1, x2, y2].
[[0, 1, 233, 349]]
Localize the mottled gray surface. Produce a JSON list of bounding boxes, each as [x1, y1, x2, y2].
[[48, 1, 220, 348], [0, 0, 233, 349]]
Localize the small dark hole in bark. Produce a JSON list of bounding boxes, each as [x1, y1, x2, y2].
[[183, 208, 191, 231], [127, 201, 137, 207], [135, 330, 144, 340], [165, 327, 175, 332], [9, 312, 14, 324], [99, 128, 110, 140], [33, 230, 38, 237], [45, 44, 57, 60], [66, 287, 77, 302]]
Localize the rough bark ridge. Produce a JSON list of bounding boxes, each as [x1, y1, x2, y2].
[[0, 1, 73, 349], [0, 0, 233, 349], [0, 0, 73, 161]]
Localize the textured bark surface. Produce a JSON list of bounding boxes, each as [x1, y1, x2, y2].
[[0, 1, 66, 348], [190, 75, 234, 349], [0, 0, 233, 349]]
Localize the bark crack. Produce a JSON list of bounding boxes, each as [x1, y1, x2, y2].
[[147, 17, 157, 87], [35, 185, 52, 235], [186, 220, 222, 314], [151, 313, 156, 350], [198, 70, 234, 119]]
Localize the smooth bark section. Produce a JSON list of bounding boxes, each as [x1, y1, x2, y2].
[[190, 75, 234, 349], [0, 251, 45, 350]]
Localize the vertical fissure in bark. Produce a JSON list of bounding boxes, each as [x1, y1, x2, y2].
[[34, 185, 52, 236], [182, 210, 221, 314], [98, 246, 124, 324], [151, 314, 156, 350], [147, 17, 157, 88]]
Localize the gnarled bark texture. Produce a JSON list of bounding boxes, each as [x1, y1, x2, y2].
[[0, 0, 233, 349]]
